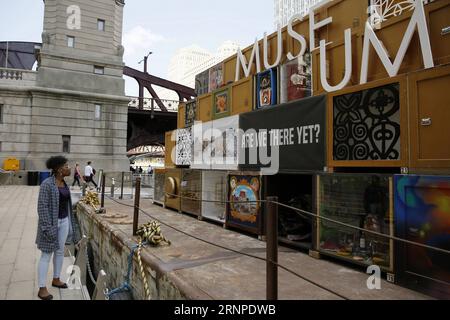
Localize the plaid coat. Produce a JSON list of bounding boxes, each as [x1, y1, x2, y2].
[[35, 176, 82, 253]]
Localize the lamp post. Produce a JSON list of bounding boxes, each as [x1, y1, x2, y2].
[[137, 51, 153, 109], [139, 51, 153, 74]]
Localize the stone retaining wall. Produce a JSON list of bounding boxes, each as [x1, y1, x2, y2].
[[76, 202, 201, 300]]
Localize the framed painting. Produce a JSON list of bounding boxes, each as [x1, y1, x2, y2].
[[213, 87, 231, 119]]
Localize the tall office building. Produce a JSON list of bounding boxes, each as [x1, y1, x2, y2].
[[167, 41, 239, 90], [274, 0, 322, 29]]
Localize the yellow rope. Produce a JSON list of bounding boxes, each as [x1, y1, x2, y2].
[[80, 191, 100, 210], [136, 240, 151, 300], [136, 221, 171, 246], [133, 221, 171, 300]]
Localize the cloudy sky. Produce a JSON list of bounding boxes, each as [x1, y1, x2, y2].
[[0, 0, 273, 96]]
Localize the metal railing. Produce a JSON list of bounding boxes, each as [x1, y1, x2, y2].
[[127, 96, 180, 112], [0, 67, 37, 86]]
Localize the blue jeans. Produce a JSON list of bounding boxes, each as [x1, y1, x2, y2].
[[37, 217, 69, 288]]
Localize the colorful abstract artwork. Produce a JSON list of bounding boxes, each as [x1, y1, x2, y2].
[[228, 175, 261, 232], [256, 68, 278, 109], [394, 175, 450, 295], [209, 63, 224, 92], [213, 87, 231, 119]]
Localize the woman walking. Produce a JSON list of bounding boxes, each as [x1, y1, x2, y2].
[[36, 155, 81, 300], [71, 163, 84, 188]]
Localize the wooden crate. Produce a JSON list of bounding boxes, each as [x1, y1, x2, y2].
[[316, 173, 395, 273], [312, 0, 450, 93], [428, 0, 450, 66], [312, 32, 362, 96], [264, 26, 290, 69], [314, 0, 366, 46], [327, 75, 408, 168], [198, 93, 212, 122], [180, 169, 202, 217], [231, 76, 254, 115], [201, 170, 228, 224], [153, 168, 166, 205], [177, 103, 186, 129], [165, 168, 182, 211], [164, 130, 176, 168], [409, 64, 450, 170], [363, 13, 423, 84], [223, 55, 237, 86], [263, 173, 317, 251]]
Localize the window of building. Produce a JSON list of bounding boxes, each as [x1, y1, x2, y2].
[[62, 135, 71, 153], [94, 66, 104, 75], [98, 19, 105, 31], [67, 36, 75, 48], [0, 104, 3, 124], [95, 104, 102, 120]]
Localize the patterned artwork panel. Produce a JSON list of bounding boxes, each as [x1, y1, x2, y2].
[[333, 83, 401, 161], [175, 128, 193, 166]]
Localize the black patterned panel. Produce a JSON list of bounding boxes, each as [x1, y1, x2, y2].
[[333, 83, 401, 161]]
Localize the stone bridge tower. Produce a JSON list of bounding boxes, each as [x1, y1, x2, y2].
[[27, 0, 129, 171]]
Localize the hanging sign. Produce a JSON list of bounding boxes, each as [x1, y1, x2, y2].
[[239, 94, 326, 173]]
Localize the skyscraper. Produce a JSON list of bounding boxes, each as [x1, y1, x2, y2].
[[168, 41, 239, 89], [274, 0, 322, 29]]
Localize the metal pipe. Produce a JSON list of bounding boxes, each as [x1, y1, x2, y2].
[[110, 178, 115, 198], [266, 196, 278, 300], [101, 174, 106, 209], [133, 177, 141, 236], [81, 182, 86, 197], [120, 171, 124, 200]]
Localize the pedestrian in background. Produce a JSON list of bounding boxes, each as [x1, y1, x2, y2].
[[71, 163, 84, 188], [36, 155, 81, 300], [84, 161, 98, 189]]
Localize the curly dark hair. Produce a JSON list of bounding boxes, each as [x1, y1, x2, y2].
[[46, 156, 68, 174]]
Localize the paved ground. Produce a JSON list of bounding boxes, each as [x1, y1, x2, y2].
[[91, 194, 432, 300], [0, 186, 433, 300], [0, 186, 87, 300]]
